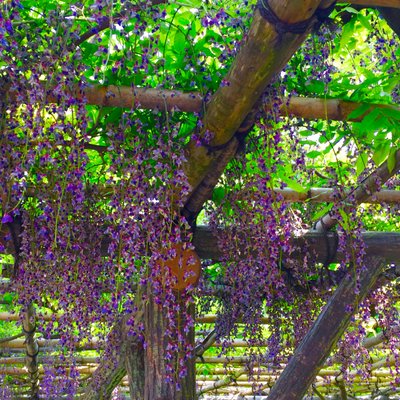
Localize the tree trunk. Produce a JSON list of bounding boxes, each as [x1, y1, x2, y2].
[[83, 316, 142, 400], [125, 338, 145, 400], [144, 295, 196, 400], [267, 256, 385, 400]]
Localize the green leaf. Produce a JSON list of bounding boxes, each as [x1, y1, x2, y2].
[[372, 142, 390, 166], [387, 147, 398, 173], [358, 14, 372, 30], [307, 150, 321, 159], [343, 6, 359, 14], [380, 107, 400, 120], [212, 187, 225, 205], [312, 203, 333, 221], [3, 292, 14, 304], [355, 153, 368, 176], [338, 208, 350, 231], [173, 31, 186, 53], [282, 178, 307, 193], [347, 103, 371, 121]]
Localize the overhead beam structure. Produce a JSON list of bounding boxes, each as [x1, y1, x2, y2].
[[7, 84, 396, 123]]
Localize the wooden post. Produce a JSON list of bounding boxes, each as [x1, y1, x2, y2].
[[267, 256, 385, 400], [22, 303, 39, 399], [83, 316, 142, 400], [125, 338, 145, 400], [144, 295, 195, 400]]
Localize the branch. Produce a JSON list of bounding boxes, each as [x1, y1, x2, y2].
[[195, 329, 217, 358], [267, 256, 386, 400], [314, 148, 400, 231], [82, 314, 142, 400], [182, 0, 336, 194], [197, 368, 246, 396]]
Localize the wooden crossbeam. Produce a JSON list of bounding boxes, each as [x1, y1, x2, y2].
[[267, 256, 386, 400], [6, 83, 398, 122], [315, 148, 400, 231]]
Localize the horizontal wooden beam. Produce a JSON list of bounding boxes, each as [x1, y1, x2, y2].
[[193, 227, 400, 263], [7, 84, 396, 123], [262, 188, 400, 203], [3, 229, 399, 278], [0, 338, 99, 350], [349, 0, 400, 8]]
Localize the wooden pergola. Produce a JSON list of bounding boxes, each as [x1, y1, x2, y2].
[[1, 0, 400, 399]]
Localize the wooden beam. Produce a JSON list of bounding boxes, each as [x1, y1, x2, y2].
[[349, 0, 400, 8], [5, 82, 398, 122], [278, 96, 399, 122], [378, 6, 400, 35], [82, 316, 141, 400], [193, 228, 400, 263], [267, 256, 386, 400], [182, 0, 334, 193], [315, 148, 400, 231], [22, 304, 39, 399], [261, 187, 400, 203]]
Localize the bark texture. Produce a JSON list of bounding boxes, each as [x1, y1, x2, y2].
[[144, 296, 195, 400], [183, 0, 334, 193], [22, 303, 39, 399], [82, 316, 143, 400], [125, 339, 145, 400]]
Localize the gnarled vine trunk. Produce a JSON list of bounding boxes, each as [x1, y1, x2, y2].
[[125, 338, 145, 399], [143, 296, 196, 400]]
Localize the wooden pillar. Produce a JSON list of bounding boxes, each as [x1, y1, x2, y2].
[[22, 303, 39, 399], [125, 338, 145, 400], [83, 316, 139, 400], [144, 295, 196, 400]]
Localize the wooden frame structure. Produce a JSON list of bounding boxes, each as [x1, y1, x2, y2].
[[1, 0, 400, 399]]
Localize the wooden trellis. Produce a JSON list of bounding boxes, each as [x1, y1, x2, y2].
[[1, 0, 400, 399]]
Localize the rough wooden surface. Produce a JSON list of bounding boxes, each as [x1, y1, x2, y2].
[[82, 316, 141, 400], [183, 0, 328, 193], [192, 227, 400, 263], [22, 303, 39, 399], [143, 296, 195, 400]]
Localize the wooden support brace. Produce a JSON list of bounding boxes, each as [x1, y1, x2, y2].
[[267, 256, 386, 400], [22, 303, 39, 399]]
